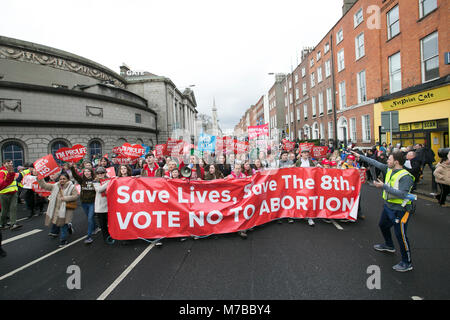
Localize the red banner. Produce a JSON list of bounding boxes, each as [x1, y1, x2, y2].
[[107, 167, 361, 240], [33, 154, 61, 180], [55, 144, 87, 163], [248, 124, 269, 140]]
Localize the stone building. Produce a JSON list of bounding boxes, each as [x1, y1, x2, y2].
[[0, 36, 197, 167]]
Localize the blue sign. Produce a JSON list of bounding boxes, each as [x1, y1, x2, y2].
[[197, 134, 216, 153]]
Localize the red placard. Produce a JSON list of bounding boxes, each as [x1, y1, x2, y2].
[[32, 181, 54, 197], [311, 146, 329, 158], [283, 140, 296, 151], [154, 144, 167, 157], [298, 143, 315, 153], [248, 124, 269, 140], [107, 167, 361, 240], [106, 167, 116, 178], [55, 144, 87, 163], [33, 154, 61, 180], [113, 143, 146, 159]]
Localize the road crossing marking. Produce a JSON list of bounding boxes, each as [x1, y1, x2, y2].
[[97, 243, 155, 300], [0, 235, 87, 281], [2, 229, 42, 245]]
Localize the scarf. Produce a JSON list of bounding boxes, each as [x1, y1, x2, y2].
[[46, 181, 75, 226]]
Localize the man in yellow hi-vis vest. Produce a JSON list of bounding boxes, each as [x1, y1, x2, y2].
[[0, 160, 22, 231], [351, 150, 415, 272]]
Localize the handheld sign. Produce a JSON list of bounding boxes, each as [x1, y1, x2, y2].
[[33, 154, 61, 180], [55, 144, 87, 163]]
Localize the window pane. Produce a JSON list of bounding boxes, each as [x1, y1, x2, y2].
[[424, 56, 439, 81], [422, 0, 437, 16], [422, 33, 438, 60], [2, 143, 24, 169]]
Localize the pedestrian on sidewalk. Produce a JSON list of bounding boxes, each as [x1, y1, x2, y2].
[[0, 163, 16, 257], [70, 162, 98, 245], [351, 150, 415, 272], [433, 149, 450, 207], [0, 160, 22, 231], [37, 172, 78, 247]]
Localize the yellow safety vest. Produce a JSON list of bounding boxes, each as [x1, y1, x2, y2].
[[0, 169, 18, 194], [382, 169, 414, 205], [17, 168, 30, 188]]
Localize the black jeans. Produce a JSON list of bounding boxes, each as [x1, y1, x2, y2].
[[436, 184, 449, 205], [96, 212, 111, 241]]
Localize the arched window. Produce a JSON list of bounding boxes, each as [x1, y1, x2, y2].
[[1, 142, 24, 169], [51, 140, 69, 165], [89, 140, 102, 159], [312, 122, 320, 140]]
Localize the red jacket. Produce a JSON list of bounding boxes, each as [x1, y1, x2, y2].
[[143, 162, 159, 177]]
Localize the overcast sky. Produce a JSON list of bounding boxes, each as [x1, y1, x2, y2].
[[1, 0, 343, 131]]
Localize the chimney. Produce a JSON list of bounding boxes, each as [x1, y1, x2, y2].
[[342, 0, 358, 16]]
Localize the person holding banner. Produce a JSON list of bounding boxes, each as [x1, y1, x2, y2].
[[0, 160, 22, 231], [351, 150, 415, 272], [70, 163, 98, 245], [37, 172, 78, 247], [142, 153, 159, 177], [204, 164, 224, 181], [295, 150, 316, 226], [93, 167, 115, 245]]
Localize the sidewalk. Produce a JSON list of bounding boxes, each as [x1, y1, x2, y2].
[[414, 165, 438, 199]]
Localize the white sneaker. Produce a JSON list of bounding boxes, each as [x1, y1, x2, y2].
[[93, 227, 101, 235], [307, 218, 315, 226]]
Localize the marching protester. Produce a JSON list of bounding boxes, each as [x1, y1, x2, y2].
[[70, 162, 98, 245], [279, 151, 294, 168], [37, 172, 79, 247], [243, 161, 254, 177], [433, 149, 450, 207], [142, 153, 159, 177], [204, 164, 224, 180], [225, 163, 249, 239], [295, 149, 315, 226], [0, 162, 16, 257], [93, 166, 115, 245], [351, 150, 415, 272], [0, 160, 22, 231]]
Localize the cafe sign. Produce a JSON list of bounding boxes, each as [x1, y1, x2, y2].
[[381, 85, 449, 111]]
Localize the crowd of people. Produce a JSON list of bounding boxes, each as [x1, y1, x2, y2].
[[0, 140, 449, 258]]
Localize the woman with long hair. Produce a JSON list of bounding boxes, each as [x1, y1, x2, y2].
[[37, 172, 78, 247], [70, 163, 98, 244]]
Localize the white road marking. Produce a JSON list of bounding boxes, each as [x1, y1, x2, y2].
[[0, 235, 87, 281], [411, 296, 424, 300], [2, 229, 42, 245], [332, 220, 344, 230], [97, 243, 155, 300]]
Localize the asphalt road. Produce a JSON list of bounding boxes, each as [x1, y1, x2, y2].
[[0, 184, 449, 301]]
